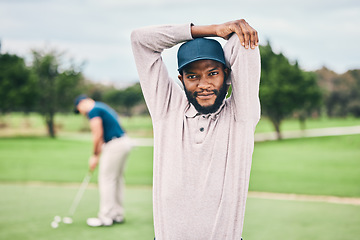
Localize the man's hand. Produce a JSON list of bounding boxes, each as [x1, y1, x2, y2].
[[215, 19, 258, 49], [89, 155, 99, 172], [191, 19, 258, 49]]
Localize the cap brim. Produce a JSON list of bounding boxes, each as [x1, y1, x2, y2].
[[178, 57, 226, 71]]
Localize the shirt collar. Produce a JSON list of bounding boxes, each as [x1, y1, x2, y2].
[[184, 100, 226, 120], [184, 103, 198, 118]]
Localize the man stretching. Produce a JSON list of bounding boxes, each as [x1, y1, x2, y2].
[[131, 19, 260, 239]]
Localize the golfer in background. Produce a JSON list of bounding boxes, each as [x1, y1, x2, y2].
[[131, 19, 260, 239], [74, 95, 132, 227]]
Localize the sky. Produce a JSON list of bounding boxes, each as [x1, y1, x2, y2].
[[0, 0, 359, 87]]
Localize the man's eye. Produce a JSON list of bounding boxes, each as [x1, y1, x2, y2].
[[209, 72, 219, 76], [187, 75, 197, 79]]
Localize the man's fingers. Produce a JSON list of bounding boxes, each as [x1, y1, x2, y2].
[[255, 31, 259, 46], [233, 25, 245, 45], [250, 25, 259, 48], [240, 20, 251, 49], [233, 19, 258, 49], [249, 29, 257, 49], [218, 19, 259, 48]]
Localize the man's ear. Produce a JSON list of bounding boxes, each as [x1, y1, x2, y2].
[[224, 67, 230, 79], [178, 74, 184, 83]]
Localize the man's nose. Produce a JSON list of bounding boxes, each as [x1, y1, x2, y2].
[[197, 76, 211, 89]]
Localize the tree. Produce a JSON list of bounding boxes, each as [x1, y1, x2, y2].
[[259, 43, 322, 139], [293, 70, 323, 130], [0, 54, 38, 114], [316, 68, 360, 117], [120, 83, 144, 116], [103, 83, 145, 116], [31, 49, 84, 137]]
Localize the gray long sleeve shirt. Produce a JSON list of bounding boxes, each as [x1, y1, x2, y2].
[[131, 23, 261, 240]]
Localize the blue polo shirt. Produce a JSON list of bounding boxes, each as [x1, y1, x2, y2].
[[87, 102, 125, 143]]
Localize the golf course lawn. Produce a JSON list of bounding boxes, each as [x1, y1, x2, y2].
[[243, 197, 360, 240], [0, 134, 359, 239], [250, 135, 360, 197], [0, 184, 154, 240], [3, 113, 360, 137], [0, 184, 359, 240], [0, 134, 359, 197]]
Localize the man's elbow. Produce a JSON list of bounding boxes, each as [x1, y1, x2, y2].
[[93, 135, 103, 144], [130, 29, 141, 44], [131, 27, 149, 45]]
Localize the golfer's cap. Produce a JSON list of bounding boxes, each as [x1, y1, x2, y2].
[[73, 94, 88, 114], [177, 38, 226, 72]]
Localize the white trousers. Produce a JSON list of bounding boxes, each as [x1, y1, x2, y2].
[[98, 135, 132, 220]]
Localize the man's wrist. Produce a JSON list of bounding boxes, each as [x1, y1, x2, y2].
[[191, 24, 218, 38]]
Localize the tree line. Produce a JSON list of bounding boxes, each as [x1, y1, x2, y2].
[[0, 49, 145, 137], [316, 67, 360, 118], [0, 43, 359, 139]]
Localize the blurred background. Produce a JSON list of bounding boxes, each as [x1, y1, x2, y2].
[[0, 0, 359, 239]]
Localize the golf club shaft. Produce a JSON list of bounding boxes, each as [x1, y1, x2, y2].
[[68, 171, 92, 216]]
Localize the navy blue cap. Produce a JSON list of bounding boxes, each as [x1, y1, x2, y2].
[[177, 38, 226, 72], [73, 94, 88, 114]]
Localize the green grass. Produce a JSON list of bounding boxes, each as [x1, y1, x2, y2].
[[1, 112, 360, 138], [0, 137, 92, 182], [1, 113, 359, 239], [0, 112, 154, 138], [243, 198, 360, 240], [0, 137, 153, 185], [255, 116, 360, 133], [0, 184, 359, 240], [250, 135, 360, 197], [1, 135, 359, 197], [0, 134, 359, 239], [0, 184, 154, 240], [124, 146, 153, 185]]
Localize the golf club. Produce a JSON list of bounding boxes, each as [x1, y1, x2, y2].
[[67, 170, 93, 217], [51, 170, 92, 227]]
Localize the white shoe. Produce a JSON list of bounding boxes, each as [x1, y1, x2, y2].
[[86, 217, 113, 227], [113, 216, 125, 224]]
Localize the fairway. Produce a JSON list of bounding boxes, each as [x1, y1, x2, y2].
[[0, 184, 154, 240], [243, 197, 360, 240], [2, 113, 360, 137], [0, 137, 154, 185], [1, 135, 359, 197], [1, 133, 360, 239], [250, 135, 360, 197], [0, 184, 359, 240]]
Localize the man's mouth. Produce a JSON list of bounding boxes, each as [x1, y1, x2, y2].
[[195, 91, 215, 100]]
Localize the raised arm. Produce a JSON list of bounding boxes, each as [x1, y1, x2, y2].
[[224, 32, 261, 124], [131, 24, 193, 120]]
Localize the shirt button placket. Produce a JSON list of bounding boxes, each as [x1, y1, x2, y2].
[[199, 115, 207, 134], [195, 115, 208, 144]]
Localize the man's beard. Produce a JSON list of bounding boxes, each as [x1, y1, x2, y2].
[[183, 81, 228, 114]]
